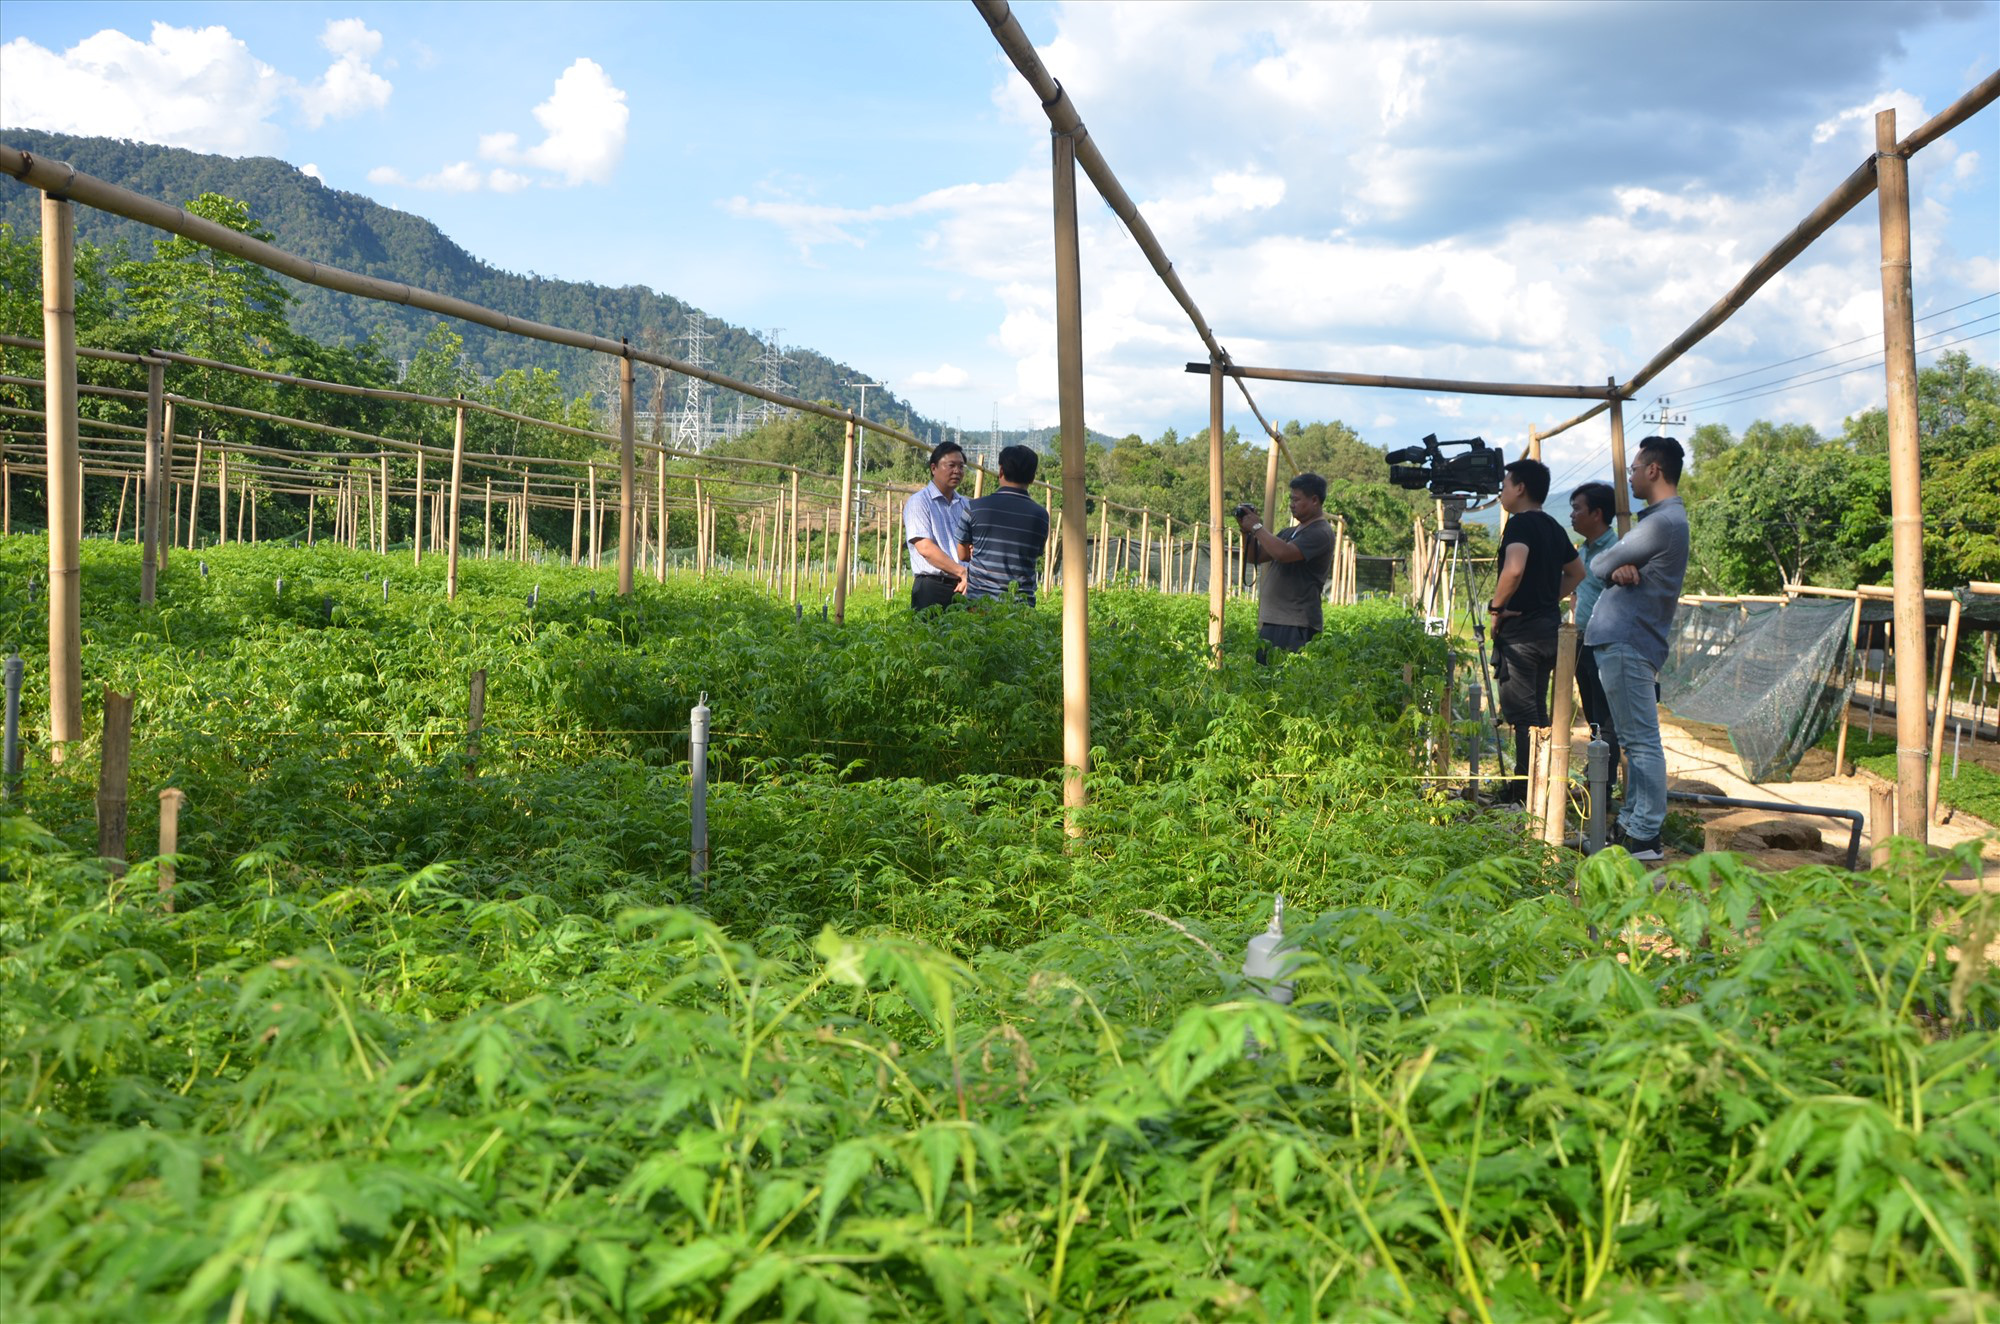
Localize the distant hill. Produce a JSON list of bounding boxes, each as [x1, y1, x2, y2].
[[1, 128, 1105, 450]]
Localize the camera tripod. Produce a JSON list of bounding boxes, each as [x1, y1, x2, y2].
[[1419, 497, 1507, 789]]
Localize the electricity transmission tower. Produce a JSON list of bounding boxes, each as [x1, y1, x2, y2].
[[755, 329, 789, 426], [675, 315, 711, 454]]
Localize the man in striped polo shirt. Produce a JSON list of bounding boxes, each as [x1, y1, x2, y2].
[[954, 444, 1050, 605]]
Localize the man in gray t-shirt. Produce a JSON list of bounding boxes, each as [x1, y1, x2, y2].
[[1585, 436, 1689, 861], [1236, 472, 1336, 662]]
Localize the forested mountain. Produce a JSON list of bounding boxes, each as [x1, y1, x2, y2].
[[0, 128, 1006, 443]]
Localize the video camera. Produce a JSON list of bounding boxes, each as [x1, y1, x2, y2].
[[1385, 434, 1504, 498]]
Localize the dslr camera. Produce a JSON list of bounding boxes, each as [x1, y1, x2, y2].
[[1385, 434, 1504, 497], [1232, 502, 1258, 521]]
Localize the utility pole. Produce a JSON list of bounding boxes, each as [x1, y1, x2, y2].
[[847, 378, 884, 469]]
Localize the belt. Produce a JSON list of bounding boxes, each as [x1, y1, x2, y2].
[[914, 572, 954, 580]]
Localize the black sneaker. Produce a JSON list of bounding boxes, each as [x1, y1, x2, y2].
[[1625, 835, 1665, 862]]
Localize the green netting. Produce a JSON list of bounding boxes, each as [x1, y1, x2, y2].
[[1659, 598, 1855, 783]]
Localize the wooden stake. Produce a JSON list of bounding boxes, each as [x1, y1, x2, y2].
[[380, 454, 391, 554], [466, 668, 486, 780], [1870, 779, 1895, 868], [618, 353, 635, 595], [587, 466, 598, 568], [1607, 382, 1632, 536], [41, 194, 82, 745], [158, 401, 173, 571], [483, 476, 493, 560], [519, 469, 530, 561], [218, 447, 229, 546], [788, 471, 800, 604], [1207, 357, 1225, 660], [1927, 598, 1963, 822], [141, 361, 163, 603], [1054, 128, 1091, 828], [833, 426, 856, 622], [235, 477, 246, 543], [656, 458, 668, 583], [571, 484, 582, 565], [1878, 108, 1931, 841], [113, 473, 129, 542], [447, 404, 466, 599], [158, 787, 185, 911], [1543, 625, 1578, 845], [412, 450, 424, 567], [1834, 595, 1863, 773], [96, 687, 134, 870]]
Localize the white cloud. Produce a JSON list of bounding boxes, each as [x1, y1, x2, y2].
[[0, 19, 391, 154], [301, 162, 324, 182], [368, 162, 516, 193], [908, 364, 971, 390], [477, 58, 628, 185], [297, 19, 392, 128], [0, 23, 290, 153], [378, 57, 629, 195]]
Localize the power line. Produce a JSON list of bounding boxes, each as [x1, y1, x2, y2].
[[1677, 312, 1998, 411], [1545, 321, 1998, 494], [1670, 291, 1996, 394]]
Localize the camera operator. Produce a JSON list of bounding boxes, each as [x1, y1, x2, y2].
[[1234, 473, 1334, 663], [1489, 458, 1585, 804]]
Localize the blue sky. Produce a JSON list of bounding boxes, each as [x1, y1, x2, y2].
[[3, 1, 1996, 490]]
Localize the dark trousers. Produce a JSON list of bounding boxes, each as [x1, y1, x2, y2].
[[1575, 641, 1621, 792], [1493, 630, 1558, 800], [1256, 622, 1319, 664], [910, 575, 959, 612]]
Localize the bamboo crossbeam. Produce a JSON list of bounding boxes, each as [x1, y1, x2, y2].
[[1189, 361, 1617, 400]]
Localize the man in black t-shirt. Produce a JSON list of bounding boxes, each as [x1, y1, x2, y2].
[[1488, 458, 1585, 803]]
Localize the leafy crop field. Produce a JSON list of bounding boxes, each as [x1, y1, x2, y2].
[[1, 537, 1994, 1323]]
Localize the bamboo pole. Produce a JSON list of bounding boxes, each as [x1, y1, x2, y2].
[[570, 484, 582, 565], [483, 477, 492, 559], [112, 473, 128, 542], [1138, 509, 1150, 590], [217, 448, 229, 546], [1208, 358, 1225, 660], [1162, 517, 1172, 592], [1833, 595, 1864, 773], [656, 458, 667, 583], [379, 454, 390, 555], [186, 439, 203, 549], [833, 426, 856, 622], [1542, 625, 1578, 845], [1095, 499, 1109, 587], [1192, 361, 1617, 399], [412, 451, 424, 567], [158, 787, 184, 911], [618, 353, 635, 595], [41, 194, 82, 745], [1877, 108, 1930, 841], [1607, 383, 1632, 536], [141, 361, 162, 602], [588, 465, 599, 569], [1054, 127, 1091, 828], [447, 404, 466, 600], [788, 471, 800, 605], [96, 686, 134, 869], [1926, 598, 1963, 822], [518, 469, 529, 562]]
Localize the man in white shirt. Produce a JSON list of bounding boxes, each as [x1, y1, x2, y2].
[[902, 441, 971, 611]]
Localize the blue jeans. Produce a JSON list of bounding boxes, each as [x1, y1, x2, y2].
[[1595, 641, 1665, 841]]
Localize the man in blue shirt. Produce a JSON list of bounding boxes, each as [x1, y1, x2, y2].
[[955, 445, 1050, 604], [1568, 481, 1620, 797], [1584, 437, 1690, 861], [902, 441, 972, 611]]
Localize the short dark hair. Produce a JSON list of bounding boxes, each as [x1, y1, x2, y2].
[[1504, 457, 1551, 504], [929, 440, 965, 469], [1289, 471, 1327, 504], [1636, 436, 1683, 485], [1570, 481, 1615, 524], [997, 444, 1038, 484]]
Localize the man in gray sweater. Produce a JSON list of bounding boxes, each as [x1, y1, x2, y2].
[[1583, 436, 1688, 860]]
